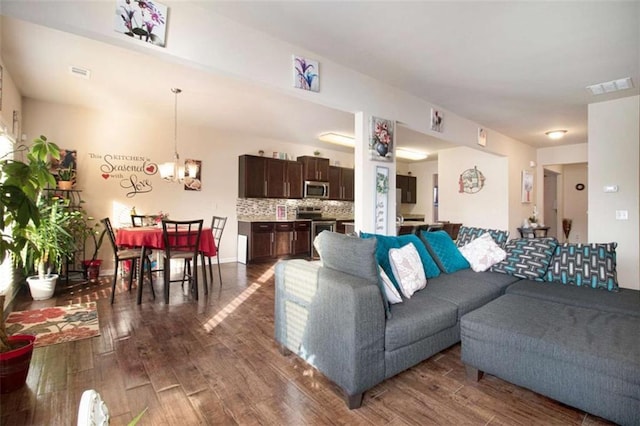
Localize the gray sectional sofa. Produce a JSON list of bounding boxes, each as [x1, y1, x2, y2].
[[274, 230, 640, 424]]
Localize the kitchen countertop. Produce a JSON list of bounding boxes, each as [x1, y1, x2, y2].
[[238, 216, 354, 222]]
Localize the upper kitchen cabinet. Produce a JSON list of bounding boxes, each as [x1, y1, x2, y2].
[[396, 174, 417, 204], [297, 156, 330, 181], [239, 155, 303, 198], [329, 166, 354, 201]]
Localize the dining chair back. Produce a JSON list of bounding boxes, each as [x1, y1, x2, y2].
[[203, 216, 227, 288], [161, 219, 204, 304], [101, 217, 154, 304]]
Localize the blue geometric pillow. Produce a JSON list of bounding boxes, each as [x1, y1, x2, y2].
[[360, 233, 440, 293], [456, 226, 510, 248], [419, 230, 470, 274], [545, 242, 618, 291], [490, 238, 558, 281]]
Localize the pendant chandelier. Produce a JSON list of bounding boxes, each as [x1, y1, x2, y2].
[[159, 88, 185, 182]]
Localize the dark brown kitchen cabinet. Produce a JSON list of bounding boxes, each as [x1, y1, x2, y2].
[[297, 156, 330, 181], [396, 174, 417, 204], [329, 166, 354, 201], [238, 155, 303, 198], [238, 220, 310, 263]]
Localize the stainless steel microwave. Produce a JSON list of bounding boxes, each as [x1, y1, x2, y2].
[[304, 180, 330, 199]]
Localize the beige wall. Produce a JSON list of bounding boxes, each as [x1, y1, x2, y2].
[[438, 146, 509, 230], [396, 160, 438, 221], [562, 163, 588, 243], [588, 95, 639, 290]]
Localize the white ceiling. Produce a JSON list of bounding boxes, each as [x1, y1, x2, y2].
[[1, 2, 639, 159]]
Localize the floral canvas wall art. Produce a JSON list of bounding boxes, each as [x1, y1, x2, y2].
[[115, 0, 168, 47], [293, 55, 320, 92], [184, 159, 202, 191], [369, 116, 394, 162]]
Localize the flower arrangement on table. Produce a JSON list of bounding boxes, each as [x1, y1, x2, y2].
[[154, 211, 169, 225]]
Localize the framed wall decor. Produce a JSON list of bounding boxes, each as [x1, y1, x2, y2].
[[293, 55, 320, 92], [375, 166, 389, 233], [521, 170, 533, 203], [477, 128, 487, 147], [369, 116, 394, 162], [430, 108, 443, 132], [114, 0, 168, 47]]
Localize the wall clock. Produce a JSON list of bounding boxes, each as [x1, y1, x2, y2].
[[575, 183, 585, 191]]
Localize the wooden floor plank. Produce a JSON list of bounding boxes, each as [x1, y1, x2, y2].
[[0, 262, 615, 425]]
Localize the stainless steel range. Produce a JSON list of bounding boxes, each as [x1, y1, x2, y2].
[[296, 207, 336, 259]]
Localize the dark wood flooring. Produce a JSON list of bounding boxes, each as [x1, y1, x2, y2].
[[1, 262, 613, 425]]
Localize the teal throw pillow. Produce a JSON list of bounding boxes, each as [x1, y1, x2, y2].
[[419, 230, 470, 274], [360, 233, 440, 293]]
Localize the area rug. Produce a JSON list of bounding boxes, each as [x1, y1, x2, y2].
[[5, 302, 100, 348]]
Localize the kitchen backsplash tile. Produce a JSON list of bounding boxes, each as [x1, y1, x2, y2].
[[237, 198, 354, 220]]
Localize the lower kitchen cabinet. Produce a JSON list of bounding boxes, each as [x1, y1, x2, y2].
[[238, 220, 310, 263]]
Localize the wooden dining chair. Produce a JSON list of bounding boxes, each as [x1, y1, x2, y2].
[[199, 216, 227, 290], [102, 217, 154, 304], [161, 219, 203, 304]]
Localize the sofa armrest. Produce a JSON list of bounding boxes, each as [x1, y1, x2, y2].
[[275, 260, 386, 400]]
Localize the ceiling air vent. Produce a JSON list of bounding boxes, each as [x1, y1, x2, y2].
[[69, 66, 91, 80], [586, 77, 633, 95]]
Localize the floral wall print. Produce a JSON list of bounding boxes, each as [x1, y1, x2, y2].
[[115, 0, 168, 47], [293, 55, 319, 92], [430, 108, 444, 132], [521, 170, 533, 203], [369, 116, 394, 162], [478, 128, 487, 147], [375, 166, 389, 233], [184, 159, 202, 191]]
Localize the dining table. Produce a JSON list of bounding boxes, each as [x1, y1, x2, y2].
[[116, 225, 217, 304]]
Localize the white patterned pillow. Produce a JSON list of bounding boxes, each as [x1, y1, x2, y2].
[[389, 243, 427, 298], [379, 266, 402, 304], [458, 232, 507, 272]]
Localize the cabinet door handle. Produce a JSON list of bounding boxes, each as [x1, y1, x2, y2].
[[264, 181, 267, 196]]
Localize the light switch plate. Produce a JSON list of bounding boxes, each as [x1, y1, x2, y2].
[[615, 210, 628, 220], [604, 185, 619, 193]]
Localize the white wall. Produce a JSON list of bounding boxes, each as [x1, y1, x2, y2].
[[588, 95, 639, 290], [438, 146, 509, 230]]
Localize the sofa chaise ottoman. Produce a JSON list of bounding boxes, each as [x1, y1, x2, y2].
[[461, 281, 640, 426]]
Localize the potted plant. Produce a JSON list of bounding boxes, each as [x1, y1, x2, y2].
[[57, 165, 75, 190], [19, 198, 79, 299], [0, 295, 36, 393], [73, 212, 107, 281]]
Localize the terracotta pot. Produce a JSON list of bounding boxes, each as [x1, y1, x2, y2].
[[0, 334, 36, 393], [57, 180, 73, 190]]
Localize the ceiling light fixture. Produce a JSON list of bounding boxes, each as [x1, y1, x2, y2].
[[545, 130, 568, 140], [318, 132, 355, 147], [159, 88, 190, 183], [396, 148, 428, 161], [586, 77, 633, 95]]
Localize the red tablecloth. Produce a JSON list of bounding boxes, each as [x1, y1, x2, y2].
[[116, 226, 217, 257]]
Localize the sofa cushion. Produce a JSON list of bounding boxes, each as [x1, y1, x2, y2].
[[452, 269, 522, 294], [456, 226, 510, 248], [389, 243, 427, 298], [545, 242, 619, 291], [419, 230, 470, 274], [379, 267, 402, 304], [423, 273, 502, 319], [385, 290, 458, 352], [506, 280, 639, 318], [490, 238, 558, 281], [458, 233, 507, 272], [360, 233, 441, 294]]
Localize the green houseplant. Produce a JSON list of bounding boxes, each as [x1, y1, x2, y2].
[[57, 165, 75, 190], [0, 135, 60, 390]]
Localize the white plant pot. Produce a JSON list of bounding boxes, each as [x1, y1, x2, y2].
[[26, 274, 58, 300]]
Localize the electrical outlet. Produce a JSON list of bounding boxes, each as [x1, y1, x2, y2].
[[615, 210, 628, 220]]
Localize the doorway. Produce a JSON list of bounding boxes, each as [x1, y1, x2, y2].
[[543, 169, 559, 238]]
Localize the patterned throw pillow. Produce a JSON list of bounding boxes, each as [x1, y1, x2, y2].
[[360, 233, 440, 294], [456, 226, 510, 248], [379, 266, 403, 304], [458, 233, 507, 272], [490, 238, 558, 281], [545, 243, 619, 291], [419, 230, 470, 274], [388, 243, 427, 298]]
